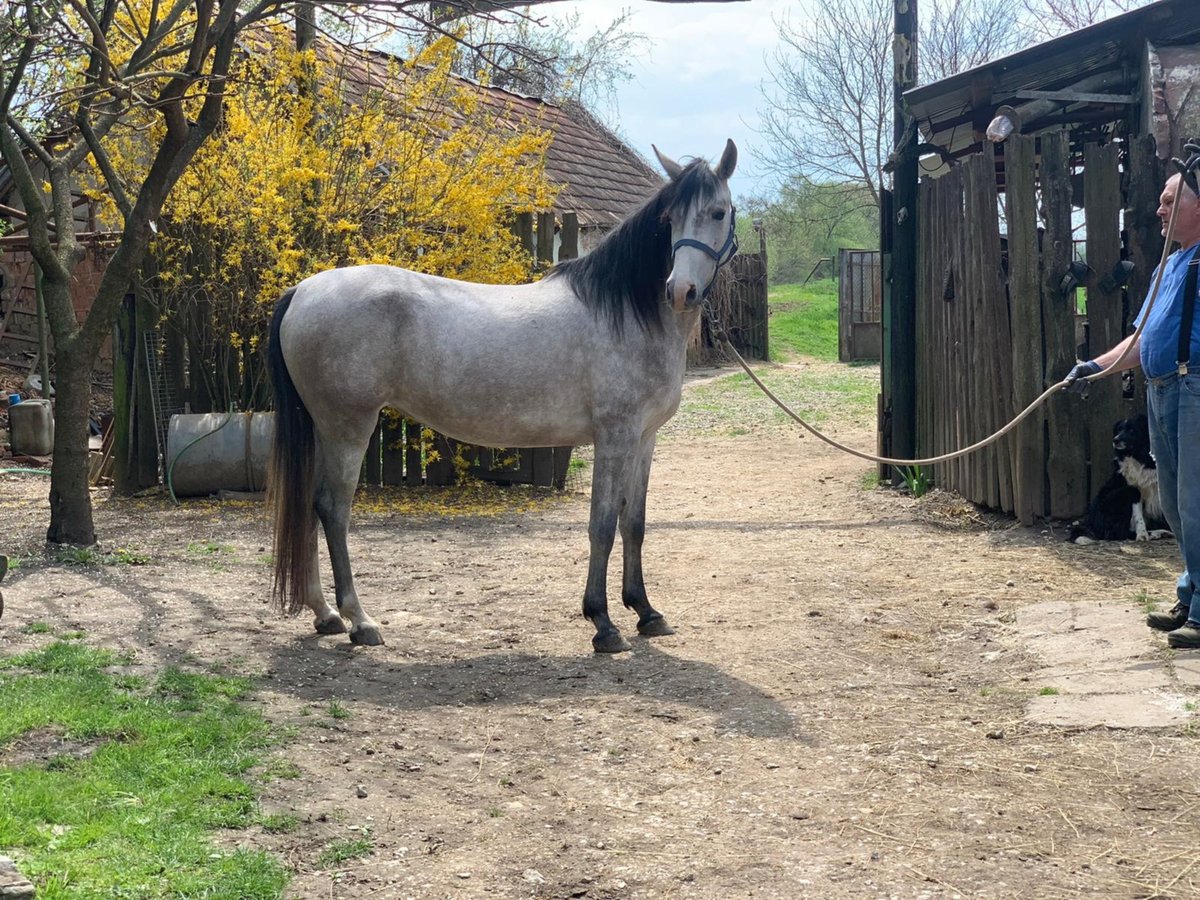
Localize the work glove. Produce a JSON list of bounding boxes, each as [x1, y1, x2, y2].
[[1063, 360, 1102, 396]]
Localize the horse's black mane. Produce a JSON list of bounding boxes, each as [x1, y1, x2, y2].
[[547, 159, 722, 335]]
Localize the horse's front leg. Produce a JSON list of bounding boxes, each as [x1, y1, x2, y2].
[[584, 435, 635, 653], [620, 432, 674, 637]]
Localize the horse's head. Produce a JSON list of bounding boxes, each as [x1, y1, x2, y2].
[[654, 140, 738, 312]]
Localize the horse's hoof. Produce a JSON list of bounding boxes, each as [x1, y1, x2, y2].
[[637, 616, 675, 637], [593, 630, 632, 653], [349, 625, 385, 646], [314, 614, 347, 635]]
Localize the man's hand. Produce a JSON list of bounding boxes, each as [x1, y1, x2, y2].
[[1063, 360, 1102, 395]]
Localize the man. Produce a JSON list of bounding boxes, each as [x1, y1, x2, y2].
[[1064, 165, 1200, 649]]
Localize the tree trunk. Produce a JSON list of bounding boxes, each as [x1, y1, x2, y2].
[[46, 342, 97, 545]]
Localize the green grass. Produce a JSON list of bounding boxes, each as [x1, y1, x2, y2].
[[0, 641, 289, 898], [768, 279, 840, 362], [316, 836, 372, 867], [50, 547, 150, 567], [669, 363, 878, 438], [1038, 686, 1060, 696]]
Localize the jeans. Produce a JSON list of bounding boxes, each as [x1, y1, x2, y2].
[[1146, 372, 1200, 623]]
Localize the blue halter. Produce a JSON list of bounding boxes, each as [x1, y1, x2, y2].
[[671, 205, 738, 300]]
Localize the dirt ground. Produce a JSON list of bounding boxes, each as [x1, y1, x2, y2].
[[2, 363, 1199, 900]]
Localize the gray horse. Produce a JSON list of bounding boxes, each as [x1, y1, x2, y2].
[[268, 140, 738, 652]]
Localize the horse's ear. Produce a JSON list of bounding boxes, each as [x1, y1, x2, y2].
[[716, 139, 738, 181], [653, 144, 684, 181]]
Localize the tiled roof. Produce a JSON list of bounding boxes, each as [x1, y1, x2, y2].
[[303, 35, 665, 229]]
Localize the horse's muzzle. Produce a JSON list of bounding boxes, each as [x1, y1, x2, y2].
[[666, 277, 699, 312]]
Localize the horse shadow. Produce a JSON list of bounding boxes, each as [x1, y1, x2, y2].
[[4, 562, 798, 741], [264, 637, 801, 741]]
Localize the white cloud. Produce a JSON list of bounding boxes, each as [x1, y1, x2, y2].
[[535, 0, 797, 199]]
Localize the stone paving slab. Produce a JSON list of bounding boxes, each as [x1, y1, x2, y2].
[[1016, 600, 1197, 728]]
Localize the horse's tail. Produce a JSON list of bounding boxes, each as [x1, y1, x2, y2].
[[268, 286, 315, 616]]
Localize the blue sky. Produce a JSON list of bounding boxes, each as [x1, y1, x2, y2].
[[538, 0, 796, 201]]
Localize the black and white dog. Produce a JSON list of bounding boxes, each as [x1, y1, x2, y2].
[[1070, 414, 1171, 544]]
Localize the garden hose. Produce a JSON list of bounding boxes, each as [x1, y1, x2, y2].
[[165, 408, 237, 505]]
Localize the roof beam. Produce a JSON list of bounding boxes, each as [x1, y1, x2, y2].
[[1014, 89, 1138, 105]]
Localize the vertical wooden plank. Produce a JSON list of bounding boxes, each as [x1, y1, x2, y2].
[[552, 446, 573, 489], [560, 212, 579, 261], [512, 212, 535, 259], [1005, 134, 1046, 524], [537, 211, 556, 268], [425, 433, 457, 487], [980, 143, 1015, 513], [1083, 142, 1124, 501], [946, 168, 964, 493], [1041, 133, 1088, 518], [531, 447, 554, 487], [963, 156, 985, 504], [405, 419, 423, 486], [928, 176, 944, 484], [1125, 135, 1166, 412], [381, 414, 404, 487], [364, 418, 382, 487]]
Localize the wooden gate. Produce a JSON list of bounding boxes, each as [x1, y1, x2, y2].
[[689, 251, 769, 364], [838, 249, 882, 362]]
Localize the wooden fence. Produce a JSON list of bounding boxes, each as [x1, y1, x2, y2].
[[689, 251, 769, 365], [358, 417, 571, 489], [838, 249, 881, 362], [915, 134, 1164, 524]]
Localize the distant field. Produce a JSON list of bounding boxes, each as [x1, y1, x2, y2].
[[767, 279, 839, 362]]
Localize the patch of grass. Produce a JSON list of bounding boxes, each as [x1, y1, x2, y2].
[[20, 622, 52, 635], [0, 641, 289, 898], [768, 280, 840, 361], [859, 469, 880, 491], [667, 365, 878, 438], [258, 813, 299, 834], [260, 759, 302, 781], [326, 700, 351, 721], [187, 541, 235, 556], [1132, 590, 1163, 614], [1038, 686, 1060, 696], [317, 836, 373, 867], [49, 546, 149, 567]]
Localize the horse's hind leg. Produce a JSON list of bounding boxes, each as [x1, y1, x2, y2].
[[303, 528, 346, 635], [315, 429, 384, 646], [620, 433, 674, 637]]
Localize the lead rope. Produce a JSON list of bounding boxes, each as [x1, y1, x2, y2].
[[706, 173, 1191, 468]]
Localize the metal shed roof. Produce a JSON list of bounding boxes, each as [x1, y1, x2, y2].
[[905, 0, 1200, 164]]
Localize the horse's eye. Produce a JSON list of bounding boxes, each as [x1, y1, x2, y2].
[[713, 210, 726, 221]]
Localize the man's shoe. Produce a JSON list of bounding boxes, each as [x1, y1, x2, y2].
[[1167, 622, 1200, 649], [1147, 603, 1190, 632]]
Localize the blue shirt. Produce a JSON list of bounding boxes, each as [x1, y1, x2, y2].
[[1134, 243, 1200, 379]]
